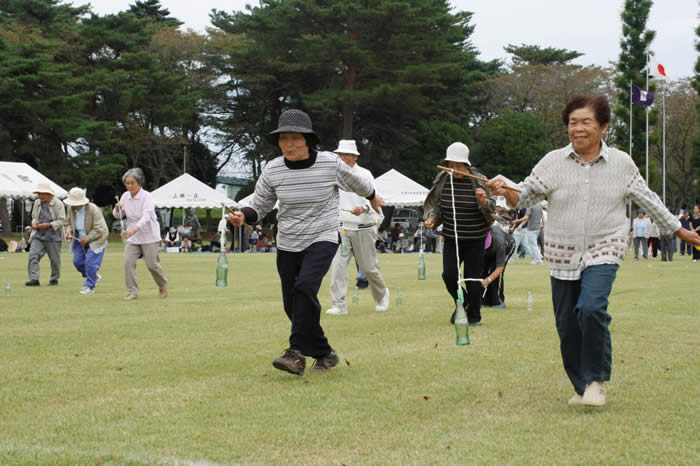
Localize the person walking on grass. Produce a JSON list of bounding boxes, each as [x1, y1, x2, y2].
[[632, 209, 650, 260], [487, 94, 700, 408], [226, 110, 384, 376], [326, 139, 390, 316], [26, 182, 68, 287], [64, 187, 109, 294], [113, 168, 168, 301]]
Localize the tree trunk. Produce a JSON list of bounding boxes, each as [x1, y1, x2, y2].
[[0, 198, 10, 236], [342, 100, 354, 138]]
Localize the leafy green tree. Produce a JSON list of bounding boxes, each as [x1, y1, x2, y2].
[[471, 110, 551, 183], [614, 0, 658, 171], [504, 43, 583, 66], [128, 0, 182, 26]]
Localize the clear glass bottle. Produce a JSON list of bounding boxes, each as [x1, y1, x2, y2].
[[417, 251, 426, 280], [216, 250, 229, 287], [396, 288, 403, 307], [527, 291, 533, 312], [340, 229, 350, 257], [5, 280, 11, 297], [454, 301, 470, 346], [352, 286, 359, 304]]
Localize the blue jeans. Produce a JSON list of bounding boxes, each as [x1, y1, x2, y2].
[[523, 229, 542, 263], [72, 240, 105, 288], [550, 264, 618, 395]]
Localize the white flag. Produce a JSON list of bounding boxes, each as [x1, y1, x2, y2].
[[648, 55, 669, 82]]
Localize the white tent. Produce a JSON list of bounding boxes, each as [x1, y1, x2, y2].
[[151, 173, 237, 209], [374, 169, 429, 207], [0, 162, 68, 199]]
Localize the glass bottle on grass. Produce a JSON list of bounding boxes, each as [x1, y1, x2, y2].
[[216, 249, 229, 287], [5, 280, 11, 296], [455, 289, 470, 346], [417, 250, 426, 280], [340, 229, 350, 257], [352, 286, 359, 304]]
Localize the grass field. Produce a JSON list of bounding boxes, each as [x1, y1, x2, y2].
[[0, 245, 698, 465]]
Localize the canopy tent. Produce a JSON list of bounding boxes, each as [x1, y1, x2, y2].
[[0, 162, 68, 199], [374, 169, 429, 207], [150, 173, 237, 209]]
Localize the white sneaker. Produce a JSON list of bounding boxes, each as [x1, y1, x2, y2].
[[375, 288, 390, 312], [326, 307, 348, 315], [568, 394, 584, 406], [80, 286, 95, 294], [582, 381, 606, 406]]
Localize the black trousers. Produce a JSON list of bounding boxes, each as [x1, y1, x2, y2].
[[276, 241, 337, 359], [442, 237, 485, 323], [482, 241, 516, 307]]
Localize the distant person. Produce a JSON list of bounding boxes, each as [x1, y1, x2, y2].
[[487, 94, 700, 407], [26, 182, 67, 286], [226, 109, 384, 376], [679, 210, 692, 255], [183, 209, 201, 240], [164, 227, 181, 250], [481, 224, 515, 308], [522, 203, 544, 264], [64, 187, 109, 294], [424, 142, 495, 326], [632, 209, 650, 260], [692, 204, 700, 262], [648, 218, 660, 258], [326, 139, 389, 316], [113, 168, 169, 301]]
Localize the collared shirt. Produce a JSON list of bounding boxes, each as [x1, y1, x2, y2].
[[634, 218, 646, 237], [74, 206, 87, 239], [516, 141, 680, 280], [339, 163, 379, 231], [34, 202, 62, 242], [112, 188, 162, 245]]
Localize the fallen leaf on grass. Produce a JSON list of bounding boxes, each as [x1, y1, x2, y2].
[[433, 343, 438, 348], [442, 445, 451, 450], [345, 359, 351, 366], [423, 396, 430, 400], [497, 391, 503, 399]]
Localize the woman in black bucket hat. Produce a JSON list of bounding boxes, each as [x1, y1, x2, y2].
[[227, 109, 384, 375]]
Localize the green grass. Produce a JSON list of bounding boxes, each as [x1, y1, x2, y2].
[[0, 246, 698, 465]]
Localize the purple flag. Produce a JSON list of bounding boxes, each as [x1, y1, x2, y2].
[[632, 84, 654, 106]]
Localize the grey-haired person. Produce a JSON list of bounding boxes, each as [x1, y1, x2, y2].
[[226, 110, 384, 376], [113, 168, 168, 301], [487, 94, 700, 407], [26, 182, 68, 286], [64, 187, 109, 294]]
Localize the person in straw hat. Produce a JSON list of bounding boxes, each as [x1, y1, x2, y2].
[[423, 142, 496, 327], [64, 187, 109, 294], [26, 182, 68, 286], [226, 109, 384, 376], [326, 139, 390, 316]]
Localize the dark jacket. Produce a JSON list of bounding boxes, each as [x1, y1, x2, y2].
[[423, 168, 496, 228]]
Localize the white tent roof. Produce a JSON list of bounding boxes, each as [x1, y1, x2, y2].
[[0, 162, 68, 199], [374, 169, 429, 207], [151, 173, 237, 209]]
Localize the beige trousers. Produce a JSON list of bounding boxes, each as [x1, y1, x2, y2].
[[330, 228, 386, 309], [124, 242, 168, 296]]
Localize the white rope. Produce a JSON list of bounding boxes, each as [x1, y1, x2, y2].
[[449, 172, 465, 303]]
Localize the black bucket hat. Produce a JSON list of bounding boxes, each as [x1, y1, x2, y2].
[[266, 109, 320, 146]]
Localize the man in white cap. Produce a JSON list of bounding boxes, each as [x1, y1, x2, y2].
[[26, 182, 68, 286], [327, 139, 390, 315], [64, 187, 109, 294]]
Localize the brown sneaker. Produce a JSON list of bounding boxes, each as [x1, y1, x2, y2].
[[311, 351, 340, 372], [159, 286, 168, 299], [124, 294, 138, 301], [272, 348, 305, 375]]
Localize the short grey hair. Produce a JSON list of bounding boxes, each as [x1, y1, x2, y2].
[[122, 168, 145, 186]]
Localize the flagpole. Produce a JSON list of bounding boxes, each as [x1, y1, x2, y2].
[[662, 81, 666, 205], [629, 81, 633, 224], [645, 55, 649, 185]]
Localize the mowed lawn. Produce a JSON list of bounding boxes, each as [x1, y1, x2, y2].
[[0, 245, 698, 465]]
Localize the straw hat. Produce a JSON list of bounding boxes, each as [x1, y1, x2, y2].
[[266, 109, 319, 146], [334, 140, 360, 156], [33, 182, 55, 195], [63, 187, 89, 206]]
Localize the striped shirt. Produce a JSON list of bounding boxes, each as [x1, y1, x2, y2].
[[516, 141, 681, 280], [440, 176, 489, 240], [245, 151, 374, 252]]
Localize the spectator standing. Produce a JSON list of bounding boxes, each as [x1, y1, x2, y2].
[[522, 203, 544, 264], [691, 204, 700, 262], [183, 210, 201, 241], [25, 182, 68, 286], [648, 218, 660, 258], [679, 210, 692, 255], [632, 209, 651, 260]]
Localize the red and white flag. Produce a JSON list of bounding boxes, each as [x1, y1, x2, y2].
[[648, 54, 669, 82]]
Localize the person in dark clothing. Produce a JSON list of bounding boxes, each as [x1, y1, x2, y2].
[[226, 109, 384, 376], [423, 142, 495, 326], [481, 224, 515, 308], [679, 210, 692, 255], [691, 205, 700, 262]]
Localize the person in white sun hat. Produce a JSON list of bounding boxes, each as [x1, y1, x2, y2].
[[64, 187, 109, 294], [423, 142, 496, 327], [26, 182, 68, 287], [326, 139, 390, 316]]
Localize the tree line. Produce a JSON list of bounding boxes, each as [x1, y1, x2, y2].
[[0, 0, 697, 219]]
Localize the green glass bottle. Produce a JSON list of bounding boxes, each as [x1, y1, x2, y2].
[[417, 251, 426, 280], [454, 301, 470, 346], [216, 249, 228, 287], [352, 286, 359, 304], [340, 229, 350, 257]]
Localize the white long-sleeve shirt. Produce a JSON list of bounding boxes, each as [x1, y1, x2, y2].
[[113, 188, 162, 245], [339, 163, 380, 231]]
